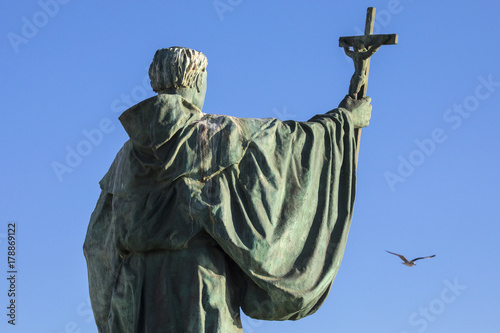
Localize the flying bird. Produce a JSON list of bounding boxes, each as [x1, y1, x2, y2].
[[386, 251, 436, 267]]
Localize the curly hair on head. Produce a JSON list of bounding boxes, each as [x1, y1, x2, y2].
[[149, 47, 208, 92]]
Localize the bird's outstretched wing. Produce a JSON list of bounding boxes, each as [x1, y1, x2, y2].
[[386, 250, 411, 264], [411, 255, 436, 262]]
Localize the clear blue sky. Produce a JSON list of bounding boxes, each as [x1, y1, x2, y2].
[[1, 1, 499, 332]]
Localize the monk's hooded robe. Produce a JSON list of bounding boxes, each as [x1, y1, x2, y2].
[[83, 93, 357, 332]]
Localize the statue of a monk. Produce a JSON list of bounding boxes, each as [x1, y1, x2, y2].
[[83, 46, 372, 332]]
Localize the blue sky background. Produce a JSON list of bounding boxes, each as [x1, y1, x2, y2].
[[1, 1, 499, 332]]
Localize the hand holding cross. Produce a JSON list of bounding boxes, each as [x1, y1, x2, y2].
[[339, 7, 398, 164]]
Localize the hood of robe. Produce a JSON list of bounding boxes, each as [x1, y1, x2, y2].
[[99, 94, 204, 194]]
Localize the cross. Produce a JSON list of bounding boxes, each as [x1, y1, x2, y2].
[[339, 7, 398, 164]]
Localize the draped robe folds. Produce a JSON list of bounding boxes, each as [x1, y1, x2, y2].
[[83, 93, 357, 332]]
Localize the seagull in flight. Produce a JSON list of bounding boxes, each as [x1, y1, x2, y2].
[[386, 251, 436, 267]]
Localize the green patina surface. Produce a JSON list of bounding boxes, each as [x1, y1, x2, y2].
[[84, 92, 358, 332]]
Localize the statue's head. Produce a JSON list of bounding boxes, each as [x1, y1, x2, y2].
[[149, 47, 208, 110], [353, 39, 367, 51]]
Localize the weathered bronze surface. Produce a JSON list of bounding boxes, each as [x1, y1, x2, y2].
[[84, 44, 373, 332]]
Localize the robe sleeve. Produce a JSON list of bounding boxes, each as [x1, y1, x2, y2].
[[197, 108, 357, 321]]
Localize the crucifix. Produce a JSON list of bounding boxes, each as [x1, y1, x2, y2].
[[339, 7, 398, 164]]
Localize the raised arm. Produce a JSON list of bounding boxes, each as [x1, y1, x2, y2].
[[343, 46, 354, 58], [362, 35, 391, 59]]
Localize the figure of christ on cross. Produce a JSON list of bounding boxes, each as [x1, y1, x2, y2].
[[339, 7, 398, 163], [343, 35, 391, 99], [339, 7, 398, 100]]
